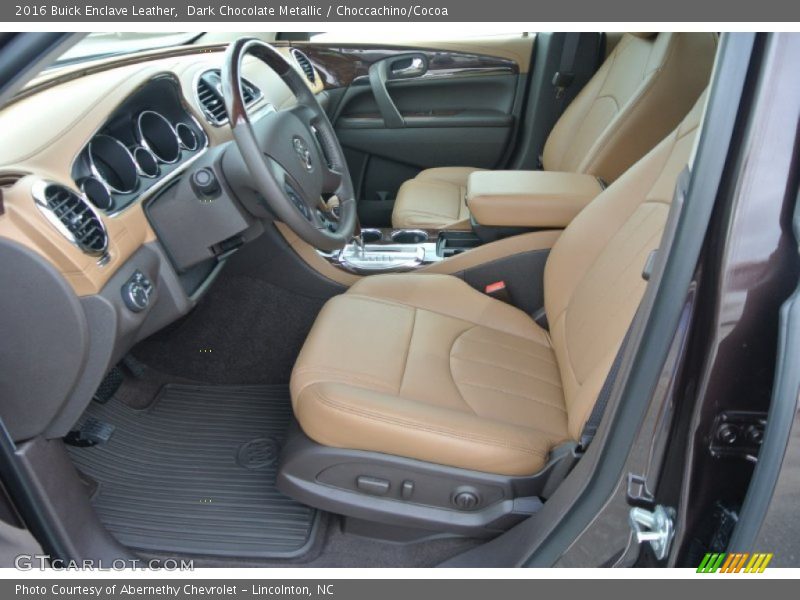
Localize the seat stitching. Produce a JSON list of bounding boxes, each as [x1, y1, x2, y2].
[[345, 293, 539, 342], [455, 380, 567, 412], [293, 367, 397, 392], [397, 307, 417, 394], [397, 204, 459, 216], [451, 353, 563, 388], [457, 336, 556, 365], [447, 326, 482, 417], [310, 388, 547, 457], [399, 214, 453, 222]]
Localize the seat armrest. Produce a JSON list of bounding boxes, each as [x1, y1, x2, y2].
[[467, 171, 604, 228]]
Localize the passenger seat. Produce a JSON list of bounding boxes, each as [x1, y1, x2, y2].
[[391, 32, 717, 230]]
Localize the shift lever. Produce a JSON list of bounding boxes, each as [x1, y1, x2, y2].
[[352, 233, 366, 256]]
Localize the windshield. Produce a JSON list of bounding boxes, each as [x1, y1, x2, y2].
[[54, 32, 200, 66]]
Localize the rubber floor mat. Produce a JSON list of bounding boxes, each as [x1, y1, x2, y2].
[[68, 384, 319, 558]]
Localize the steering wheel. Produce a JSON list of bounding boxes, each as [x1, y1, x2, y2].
[[222, 38, 356, 251]]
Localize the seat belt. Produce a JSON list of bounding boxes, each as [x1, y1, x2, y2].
[[537, 33, 583, 169], [552, 33, 581, 101]]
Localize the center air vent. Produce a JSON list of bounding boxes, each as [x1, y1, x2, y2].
[[32, 181, 108, 257], [196, 69, 261, 126], [290, 48, 316, 84]]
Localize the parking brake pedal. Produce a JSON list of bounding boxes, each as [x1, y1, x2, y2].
[[64, 418, 115, 447]]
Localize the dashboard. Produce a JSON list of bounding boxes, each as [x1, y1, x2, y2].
[[0, 42, 324, 443], [72, 76, 209, 217]]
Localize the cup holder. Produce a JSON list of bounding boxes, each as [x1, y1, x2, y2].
[[391, 229, 429, 244], [360, 229, 383, 244]]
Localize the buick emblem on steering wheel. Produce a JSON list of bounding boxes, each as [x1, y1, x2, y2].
[[292, 136, 313, 172]]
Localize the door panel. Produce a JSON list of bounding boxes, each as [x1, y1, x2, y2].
[[295, 39, 531, 225]]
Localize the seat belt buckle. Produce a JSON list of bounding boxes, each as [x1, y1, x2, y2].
[[485, 280, 512, 304], [552, 71, 575, 99]]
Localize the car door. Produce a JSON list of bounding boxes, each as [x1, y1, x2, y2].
[[290, 34, 534, 225]]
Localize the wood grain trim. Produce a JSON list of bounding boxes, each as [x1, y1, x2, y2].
[[294, 44, 519, 90]]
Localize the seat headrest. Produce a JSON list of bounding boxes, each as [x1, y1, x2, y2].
[[628, 32, 658, 39]]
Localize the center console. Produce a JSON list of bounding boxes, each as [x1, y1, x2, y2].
[[321, 228, 482, 275], [467, 170, 604, 228], [316, 170, 604, 278]]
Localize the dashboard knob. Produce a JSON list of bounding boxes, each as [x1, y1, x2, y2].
[[191, 167, 221, 198], [123, 282, 149, 312], [121, 270, 153, 312]]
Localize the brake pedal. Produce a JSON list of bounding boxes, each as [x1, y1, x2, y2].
[[64, 418, 115, 447], [121, 353, 147, 379]]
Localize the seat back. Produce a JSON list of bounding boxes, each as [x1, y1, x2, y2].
[[542, 32, 716, 183], [544, 90, 707, 440]]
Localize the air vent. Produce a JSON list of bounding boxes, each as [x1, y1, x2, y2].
[[291, 48, 316, 84], [195, 69, 261, 126], [32, 181, 108, 257], [0, 171, 26, 188]]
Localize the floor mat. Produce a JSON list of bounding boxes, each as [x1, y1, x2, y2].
[[67, 384, 319, 558], [132, 276, 326, 385]]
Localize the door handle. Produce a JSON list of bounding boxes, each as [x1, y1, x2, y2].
[[367, 53, 429, 129], [391, 56, 426, 78]]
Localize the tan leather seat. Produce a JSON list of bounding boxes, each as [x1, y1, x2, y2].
[[391, 32, 716, 230], [291, 92, 706, 476]]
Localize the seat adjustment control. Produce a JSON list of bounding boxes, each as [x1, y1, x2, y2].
[[452, 486, 481, 510], [401, 480, 415, 500], [356, 475, 390, 496]]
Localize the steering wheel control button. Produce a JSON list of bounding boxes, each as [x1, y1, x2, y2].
[[284, 183, 311, 219], [452, 487, 481, 510], [122, 270, 153, 313], [356, 475, 390, 496], [191, 167, 221, 199]]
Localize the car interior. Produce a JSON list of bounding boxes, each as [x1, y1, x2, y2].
[[0, 30, 725, 566]]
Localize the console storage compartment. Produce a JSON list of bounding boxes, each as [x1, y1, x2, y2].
[[436, 230, 482, 258]]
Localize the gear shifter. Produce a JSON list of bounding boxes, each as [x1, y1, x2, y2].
[[353, 233, 366, 256]]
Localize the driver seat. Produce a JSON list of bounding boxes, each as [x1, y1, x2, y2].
[[283, 92, 705, 528]]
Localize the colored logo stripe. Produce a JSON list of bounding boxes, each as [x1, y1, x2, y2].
[[697, 552, 773, 573]]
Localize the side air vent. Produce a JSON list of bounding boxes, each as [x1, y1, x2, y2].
[[195, 69, 261, 126], [32, 181, 108, 257], [0, 171, 26, 188], [291, 48, 316, 84]]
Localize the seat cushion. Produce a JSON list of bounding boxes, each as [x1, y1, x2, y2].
[[391, 167, 483, 230], [291, 274, 570, 476]]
